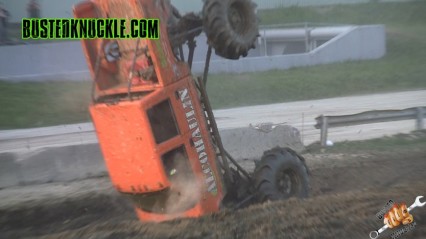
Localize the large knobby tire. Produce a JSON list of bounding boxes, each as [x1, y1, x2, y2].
[[202, 0, 259, 59], [254, 148, 309, 202]]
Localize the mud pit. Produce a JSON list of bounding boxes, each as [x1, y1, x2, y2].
[[1, 147, 425, 239]]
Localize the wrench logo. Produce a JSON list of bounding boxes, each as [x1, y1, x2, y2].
[[369, 196, 425, 239]]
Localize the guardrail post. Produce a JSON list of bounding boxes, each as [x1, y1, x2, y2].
[[320, 115, 328, 147], [304, 22, 312, 53], [263, 28, 267, 56], [416, 107, 424, 130]]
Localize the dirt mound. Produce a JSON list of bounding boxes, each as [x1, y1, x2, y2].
[[1, 150, 425, 239]]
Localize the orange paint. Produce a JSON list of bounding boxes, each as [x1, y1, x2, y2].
[[74, 0, 224, 222]]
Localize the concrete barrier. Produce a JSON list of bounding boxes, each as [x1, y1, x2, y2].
[[0, 25, 385, 81], [0, 144, 106, 188], [0, 153, 21, 188], [0, 125, 303, 189], [0, 42, 91, 82]]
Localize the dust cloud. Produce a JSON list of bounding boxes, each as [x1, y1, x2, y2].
[[154, 151, 203, 216]]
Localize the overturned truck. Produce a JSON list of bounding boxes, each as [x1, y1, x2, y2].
[[73, 0, 310, 222]]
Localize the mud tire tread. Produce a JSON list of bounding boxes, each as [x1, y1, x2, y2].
[[202, 0, 259, 59], [253, 147, 310, 202]]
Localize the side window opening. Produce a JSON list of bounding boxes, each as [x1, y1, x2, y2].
[[147, 99, 179, 144]]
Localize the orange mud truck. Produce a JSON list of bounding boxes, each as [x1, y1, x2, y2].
[[73, 0, 310, 223]]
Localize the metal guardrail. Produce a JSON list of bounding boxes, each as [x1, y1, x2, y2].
[[314, 107, 426, 146]]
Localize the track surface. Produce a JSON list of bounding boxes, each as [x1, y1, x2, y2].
[[1, 141, 425, 239], [1, 90, 425, 154]]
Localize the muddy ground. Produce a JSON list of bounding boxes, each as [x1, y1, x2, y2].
[[1, 137, 426, 239]]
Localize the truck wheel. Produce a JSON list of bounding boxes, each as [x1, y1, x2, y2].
[[202, 0, 259, 59], [254, 148, 309, 202]]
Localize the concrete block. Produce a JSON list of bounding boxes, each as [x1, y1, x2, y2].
[[219, 125, 304, 161], [0, 153, 21, 188]]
